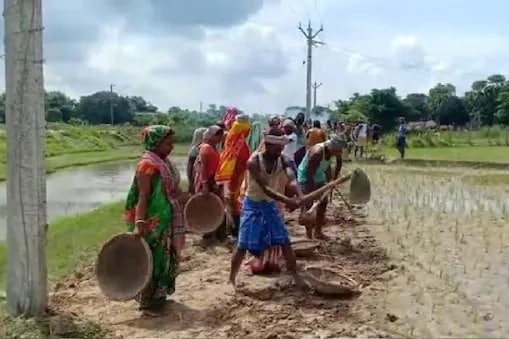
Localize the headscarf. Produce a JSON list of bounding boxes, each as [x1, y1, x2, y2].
[[247, 121, 263, 152], [140, 125, 173, 151], [203, 125, 222, 143], [191, 127, 207, 148], [215, 117, 251, 184], [223, 107, 239, 130], [327, 133, 347, 150], [268, 115, 281, 128], [282, 119, 296, 129]]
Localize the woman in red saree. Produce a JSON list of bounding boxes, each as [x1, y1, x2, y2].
[[215, 114, 251, 237]]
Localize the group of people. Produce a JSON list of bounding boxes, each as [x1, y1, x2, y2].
[[124, 108, 348, 316]]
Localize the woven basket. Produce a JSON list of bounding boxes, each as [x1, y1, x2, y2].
[[349, 168, 371, 204], [95, 233, 152, 301], [302, 266, 360, 297], [291, 240, 320, 257], [184, 193, 225, 234]]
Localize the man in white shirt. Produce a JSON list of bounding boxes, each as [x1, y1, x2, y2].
[[282, 119, 298, 174], [354, 121, 368, 158]]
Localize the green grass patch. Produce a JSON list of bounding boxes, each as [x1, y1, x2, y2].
[[383, 146, 509, 164], [0, 202, 125, 289]]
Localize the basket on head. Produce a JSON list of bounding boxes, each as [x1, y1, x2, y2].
[[95, 233, 152, 301], [349, 168, 371, 204], [184, 192, 225, 234]]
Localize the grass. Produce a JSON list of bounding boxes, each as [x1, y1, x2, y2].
[[382, 146, 509, 164], [0, 143, 189, 181]]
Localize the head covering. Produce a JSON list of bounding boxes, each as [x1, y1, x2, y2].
[[268, 115, 281, 127], [203, 125, 222, 142], [223, 107, 239, 129], [247, 121, 263, 152], [327, 133, 347, 150], [140, 125, 173, 151], [236, 113, 250, 122], [282, 119, 296, 129], [191, 127, 207, 147]]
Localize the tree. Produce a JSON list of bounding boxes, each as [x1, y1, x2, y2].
[[77, 91, 135, 124], [5, 0, 48, 316], [402, 93, 430, 121], [428, 83, 456, 124]]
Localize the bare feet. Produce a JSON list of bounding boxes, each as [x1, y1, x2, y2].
[[314, 231, 329, 240]]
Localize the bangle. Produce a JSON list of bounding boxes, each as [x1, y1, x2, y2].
[[135, 219, 145, 225]]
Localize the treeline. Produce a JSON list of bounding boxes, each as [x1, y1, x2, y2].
[[333, 73, 509, 131]]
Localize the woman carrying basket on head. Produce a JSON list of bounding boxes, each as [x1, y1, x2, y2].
[[124, 125, 185, 317]]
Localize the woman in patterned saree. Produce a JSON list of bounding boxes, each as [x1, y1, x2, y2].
[[124, 125, 186, 317]]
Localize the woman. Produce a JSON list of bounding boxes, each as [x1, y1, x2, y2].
[[124, 125, 185, 316], [215, 114, 251, 237], [187, 127, 207, 194], [194, 125, 226, 242]]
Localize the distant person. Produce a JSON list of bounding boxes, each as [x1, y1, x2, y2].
[[293, 112, 307, 167], [187, 127, 207, 194], [371, 123, 382, 145], [306, 120, 327, 148], [354, 121, 368, 158], [281, 119, 298, 174], [397, 117, 407, 159]]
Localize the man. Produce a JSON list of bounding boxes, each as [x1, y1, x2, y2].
[[281, 119, 298, 174], [371, 123, 382, 145], [354, 120, 368, 158], [293, 112, 307, 167], [306, 120, 327, 148], [297, 134, 345, 239], [229, 128, 307, 288], [397, 117, 407, 159]]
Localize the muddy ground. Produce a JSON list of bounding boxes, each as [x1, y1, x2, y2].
[[48, 197, 404, 339]]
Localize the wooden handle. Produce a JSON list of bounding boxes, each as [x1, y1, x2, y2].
[[305, 189, 331, 214], [301, 173, 352, 201]]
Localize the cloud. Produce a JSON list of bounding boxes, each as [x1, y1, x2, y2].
[[1, 0, 509, 113]]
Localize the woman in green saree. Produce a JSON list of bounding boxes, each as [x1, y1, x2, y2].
[[124, 125, 185, 317]]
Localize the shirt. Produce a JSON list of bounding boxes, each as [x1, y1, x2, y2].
[[398, 124, 407, 138], [282, 133, 297, 161]]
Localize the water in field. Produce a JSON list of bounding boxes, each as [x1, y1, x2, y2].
[[0, 156, 186, 240]]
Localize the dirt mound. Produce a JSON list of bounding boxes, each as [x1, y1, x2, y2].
[[49, 199, 398, 338]]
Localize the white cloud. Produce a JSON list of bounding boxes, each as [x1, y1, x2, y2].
[[1, 0, 509, 113]]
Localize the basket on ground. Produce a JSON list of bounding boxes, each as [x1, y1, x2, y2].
[[302, 266, 360, 297], [184, 192, 225, 234], [95, 233, 152, 301], [291, 239, 320, 257]]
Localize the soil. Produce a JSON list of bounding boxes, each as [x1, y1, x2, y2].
[[48, 198, 404, 339]]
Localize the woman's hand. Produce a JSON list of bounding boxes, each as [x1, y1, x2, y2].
[[134, 220, 146, 238]]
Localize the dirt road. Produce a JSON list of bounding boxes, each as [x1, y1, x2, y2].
[[49, 201, 400, 338]]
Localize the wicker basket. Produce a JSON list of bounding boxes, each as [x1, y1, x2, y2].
[[291, 240, 320, 257], [184, 193, 225, 234], [302, 266, 360, 297], [349, 168, 371, 204], [95, 233, 152, 301]]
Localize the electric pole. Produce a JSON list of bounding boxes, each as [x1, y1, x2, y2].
[[312, 81, 322, 110], [5, 0, 48, 316], [299, 21, 323, 120], [109, 84, 115, 125]]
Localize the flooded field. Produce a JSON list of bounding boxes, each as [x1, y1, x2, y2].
[[0, 156, 187, 240], [356, 164, 509, 338]]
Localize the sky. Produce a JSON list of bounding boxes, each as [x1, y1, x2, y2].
[[1, 0, 509, 114]]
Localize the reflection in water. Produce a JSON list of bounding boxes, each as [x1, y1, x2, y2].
[[0, 157, 186, 241]]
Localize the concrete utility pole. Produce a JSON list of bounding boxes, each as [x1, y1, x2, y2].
[[4, 0, 48, 316], [312, 81, 322, 110], [299, 21, 323, 120], [109, 84, 115, 125]]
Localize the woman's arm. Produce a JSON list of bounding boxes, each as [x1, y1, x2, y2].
[[186, 156, 197, 194], [135, 169, 152, 235]]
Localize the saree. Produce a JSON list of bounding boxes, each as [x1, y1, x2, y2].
[[215, 119, 251, 215], [124, 151, 185, 309]]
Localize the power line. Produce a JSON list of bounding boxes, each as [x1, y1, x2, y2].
[[299, 21, 324, 120]]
